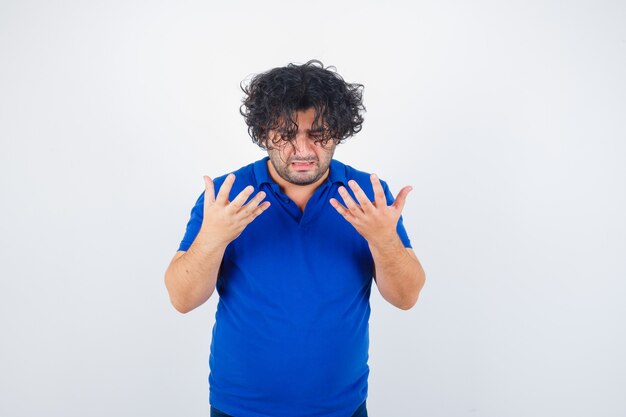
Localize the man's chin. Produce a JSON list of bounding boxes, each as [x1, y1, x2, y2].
[[286, 176, 318, 186], [284, 170, 321, 185]]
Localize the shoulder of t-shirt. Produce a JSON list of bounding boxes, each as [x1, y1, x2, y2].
[[215, 161, 257, 187], [334, 159, 392, 190], [193, 160, 258, 203]]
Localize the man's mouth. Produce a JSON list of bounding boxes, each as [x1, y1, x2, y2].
[[291, 161, 316, 170]]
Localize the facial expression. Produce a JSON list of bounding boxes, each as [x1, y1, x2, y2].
[[265, 107, 337, 186]]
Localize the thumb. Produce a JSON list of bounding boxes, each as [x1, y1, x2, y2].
[[393, 186, 412, 213]]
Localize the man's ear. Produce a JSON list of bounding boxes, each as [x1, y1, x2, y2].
[[262, 131, 280, 150], [259, 138, 267, 150]]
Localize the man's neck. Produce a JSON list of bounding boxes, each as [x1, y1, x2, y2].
[[266, 159, 330, 211]]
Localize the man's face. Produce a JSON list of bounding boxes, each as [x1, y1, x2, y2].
[[266, 107, 337, 186]]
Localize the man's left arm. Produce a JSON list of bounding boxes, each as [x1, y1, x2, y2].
[[329, 174, 426, 310], [369, 238, 425, 310]]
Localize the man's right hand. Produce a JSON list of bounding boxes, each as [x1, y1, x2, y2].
[[199, 173, 270, 246]]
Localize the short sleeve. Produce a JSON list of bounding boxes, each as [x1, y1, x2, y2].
[[381, 180, 412, 249], [177, 190, 206, 251]]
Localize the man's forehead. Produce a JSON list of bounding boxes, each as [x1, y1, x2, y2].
[[274, 110, 327, 130]]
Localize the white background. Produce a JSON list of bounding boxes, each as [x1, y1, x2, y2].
[[1, 1, 625, 416]]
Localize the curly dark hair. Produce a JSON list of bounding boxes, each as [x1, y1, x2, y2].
[[239, 59, 366, 150]]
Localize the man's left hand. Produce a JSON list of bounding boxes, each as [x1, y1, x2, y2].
[[329, 174, 412, 247]]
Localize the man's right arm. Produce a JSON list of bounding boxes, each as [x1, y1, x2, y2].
[[164, 233, 228, 314], [164, 173, 270, 314]]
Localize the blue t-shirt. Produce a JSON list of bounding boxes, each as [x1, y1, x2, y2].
[[178, 156, 412, 417]]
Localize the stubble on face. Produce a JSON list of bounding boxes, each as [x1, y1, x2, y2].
[[264, 107, 338, 186], [266, 140, 336, 186]]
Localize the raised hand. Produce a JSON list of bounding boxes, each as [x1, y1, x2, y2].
[[329, 174, 412, 247], [199, 173, 270, 246]]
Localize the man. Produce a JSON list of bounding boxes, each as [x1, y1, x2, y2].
[[164, 60, 426, 417]]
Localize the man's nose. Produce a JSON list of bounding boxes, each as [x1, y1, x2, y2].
[[292, 134, 315, 156]]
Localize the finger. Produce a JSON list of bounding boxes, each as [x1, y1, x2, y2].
[[370, 174, 387, 208], [347, 180, 374, 213], [248, 201, 271, 220], [329, 198, 352, 219], [215, 173, 235, 205], [203, 176, 216, 204], [393, 186, 413, 213], [240, 190, 267, 216], [228, 185, 255, 212], [337, 186, 363, 215]]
